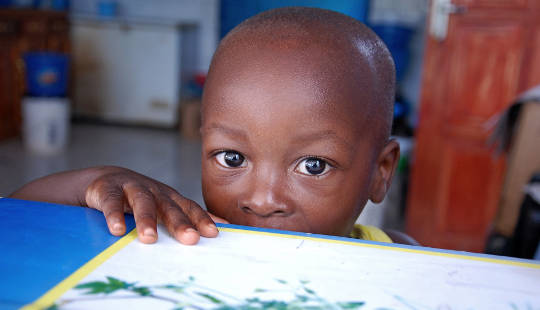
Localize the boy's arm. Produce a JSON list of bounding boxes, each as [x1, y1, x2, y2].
[[9, 166, 222, 245], [10, 166, 113, 206]]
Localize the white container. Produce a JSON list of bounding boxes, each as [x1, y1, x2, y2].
[[22, 97, 70, 155]]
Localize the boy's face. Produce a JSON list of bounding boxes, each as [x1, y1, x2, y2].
[[200, 37, 396, 236]]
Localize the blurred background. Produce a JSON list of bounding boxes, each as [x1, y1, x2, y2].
[[0, 0, 539, 259]]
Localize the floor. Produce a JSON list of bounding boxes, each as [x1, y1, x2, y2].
[[0, 123, 205, 206], [0, 122, 402, 229]]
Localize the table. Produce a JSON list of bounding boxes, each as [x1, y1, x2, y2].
[[0, 198, 135, 309], [1, 198, 539, 310]]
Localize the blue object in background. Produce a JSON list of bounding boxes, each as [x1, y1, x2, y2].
[[23, 52, 69, 97], [370, 24, 414, 82], [220, 0, 370, 38], [0, 0, 12, 7], [0, 198, 136, 310], [11, 0, 33, 7], [97, 0, 118, 18], [33, 0, 69, 10], [51, 0, 69, 11]]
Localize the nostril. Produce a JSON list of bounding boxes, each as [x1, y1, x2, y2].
[[241, 206, 253, 214], [241, 206, 287, 217]]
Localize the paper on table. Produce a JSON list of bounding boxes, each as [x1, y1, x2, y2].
[[32, 225, 540, 310]]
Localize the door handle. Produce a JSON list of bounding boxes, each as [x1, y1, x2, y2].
[[429, 0, 467, 41]]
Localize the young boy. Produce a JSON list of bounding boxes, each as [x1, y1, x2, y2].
[[10, 7, 416, 246]]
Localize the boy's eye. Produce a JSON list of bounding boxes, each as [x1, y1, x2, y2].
[[215, 151, 247, 168], [295, 157, 331, 176]]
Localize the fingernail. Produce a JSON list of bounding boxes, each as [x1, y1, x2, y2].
[[207, 223, 217, 231], [185, 228, 197, 234], [143, 228, 157, 238], [113, 223, 123, 232]]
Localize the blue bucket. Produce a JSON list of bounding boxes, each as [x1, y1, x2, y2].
[[371, 25, 414, 81], [23, 52, 69, 97]]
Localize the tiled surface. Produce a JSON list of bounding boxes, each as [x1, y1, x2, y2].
[[0, 123, 205, 207]]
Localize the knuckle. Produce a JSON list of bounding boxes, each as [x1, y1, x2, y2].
[[164, 203, 179, 214], [146, 184, 161, 195], [132, 190, 153, 201], [186, 199, 203, 215], [136, 211, 156, 221], [101, 189, 123, 202], [169, 190, 187, 203], [103, 208, 120, 217], [187, 202, 198, 214], [87, 184, 122, 208]]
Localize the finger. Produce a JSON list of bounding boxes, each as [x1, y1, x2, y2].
[[86, 182, 126, 236], [101, 192, 127, 236], [123, 183, 158, 244], [208, 212, 229, 224], [170, 194, 219, 239], [156, 196, 201, 245]]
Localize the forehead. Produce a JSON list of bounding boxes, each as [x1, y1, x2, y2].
[[202, 33, 379, 139]]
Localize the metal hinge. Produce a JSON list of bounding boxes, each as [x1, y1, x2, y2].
[[429, 0, 467, 41]]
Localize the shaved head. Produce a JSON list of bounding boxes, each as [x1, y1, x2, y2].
[[204, 7, 396, 145], [200, 7, 400, 235]]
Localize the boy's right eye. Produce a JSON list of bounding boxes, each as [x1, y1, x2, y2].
[[215, 151, 247, 168]]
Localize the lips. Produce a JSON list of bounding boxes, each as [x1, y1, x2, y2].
[[229, 212, 312, 233]]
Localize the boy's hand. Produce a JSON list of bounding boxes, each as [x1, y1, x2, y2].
[[84, 167, 227, 245]]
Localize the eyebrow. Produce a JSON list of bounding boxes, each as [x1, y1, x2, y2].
[[203, 124, 353, 150], [202, 123, 249, 140], [292, 130, 354, 150]]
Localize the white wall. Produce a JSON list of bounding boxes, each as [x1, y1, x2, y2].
[[70, 0, 219, 73]]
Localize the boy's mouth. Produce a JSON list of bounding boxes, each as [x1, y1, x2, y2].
[[228, 214, 312, 234]]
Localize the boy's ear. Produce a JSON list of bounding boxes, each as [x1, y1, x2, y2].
[[369, 139, 400, 203]]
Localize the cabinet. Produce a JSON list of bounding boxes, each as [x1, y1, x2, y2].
[[0, 9, 70, 141], [71, 18, 182, 127]]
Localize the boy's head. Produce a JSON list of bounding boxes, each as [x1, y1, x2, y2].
[[200, 7, 399, 236]]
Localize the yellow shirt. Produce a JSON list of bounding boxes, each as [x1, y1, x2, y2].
[[349, 224, 393, 243]]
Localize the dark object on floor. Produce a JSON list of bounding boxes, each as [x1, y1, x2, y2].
[[486, 173, 540, 259], [489, 86, 540, 243]]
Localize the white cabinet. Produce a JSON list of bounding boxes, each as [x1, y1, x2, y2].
[[72, 19, 181, 126]]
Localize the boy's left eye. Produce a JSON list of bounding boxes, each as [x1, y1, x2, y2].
[[295, 157, 331, 176]]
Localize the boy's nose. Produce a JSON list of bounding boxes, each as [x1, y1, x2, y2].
[[238, 173, 293, 218]]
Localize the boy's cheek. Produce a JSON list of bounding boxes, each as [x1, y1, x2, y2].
[[202, 181, 237, 219]]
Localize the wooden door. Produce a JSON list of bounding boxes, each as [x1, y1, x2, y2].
[[0, 18, 18, 140], [406, 0, 540, 252]]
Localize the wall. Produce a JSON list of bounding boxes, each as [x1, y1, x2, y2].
[[70, 0, 219, 73]]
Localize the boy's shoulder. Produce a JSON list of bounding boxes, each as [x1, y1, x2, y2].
[[350, 224, 392, 243]]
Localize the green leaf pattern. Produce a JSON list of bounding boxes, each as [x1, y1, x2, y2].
[[54, 276, 366, 309]]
